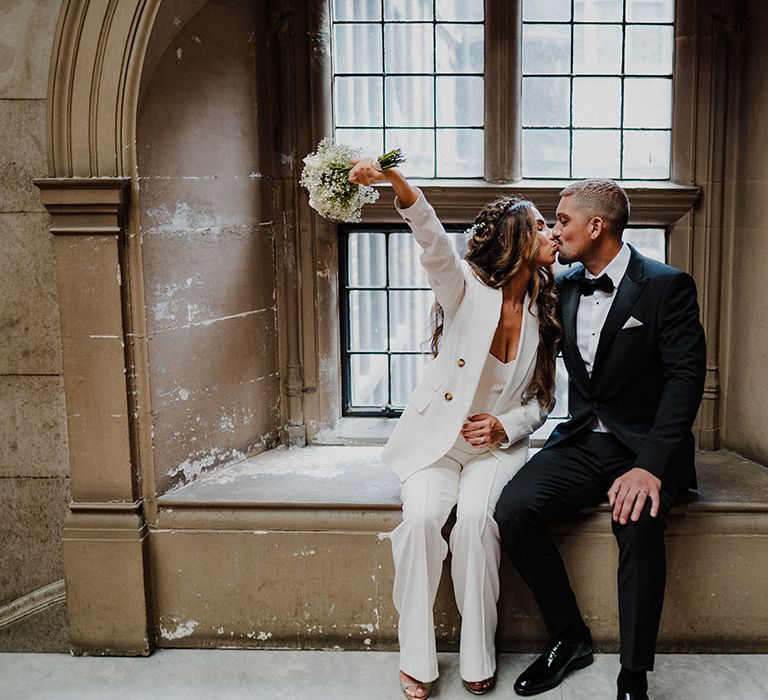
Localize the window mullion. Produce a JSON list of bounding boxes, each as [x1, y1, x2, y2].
[[483, 0, 521, 183]]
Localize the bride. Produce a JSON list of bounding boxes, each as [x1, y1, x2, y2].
[[348, 159, 561, 698]]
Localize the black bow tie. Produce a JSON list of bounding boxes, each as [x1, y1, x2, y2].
[[577, 273, 615, 296]]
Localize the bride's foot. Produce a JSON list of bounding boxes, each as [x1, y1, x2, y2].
[[399, 670, 432, 699], [463, 674, 496, 695]]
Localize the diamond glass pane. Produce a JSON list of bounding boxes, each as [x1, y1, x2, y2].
[[335, 77, 383, 127], [436, 24, 484, 73], [385, 24, 433, 73], [523, 77, 570, 127], [436, 76, 484, 126], [574, 24, 623, 74], [436, 129, 484, 177], [333, 23, 382, 74]]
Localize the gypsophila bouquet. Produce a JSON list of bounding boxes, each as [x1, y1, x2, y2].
[[300, 138, 406, 223]]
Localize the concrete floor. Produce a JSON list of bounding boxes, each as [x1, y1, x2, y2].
[[2, 650, 767, 700]]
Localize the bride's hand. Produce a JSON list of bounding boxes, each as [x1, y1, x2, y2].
[[461, 413, 508, 448], [349, 157, 391, 186]]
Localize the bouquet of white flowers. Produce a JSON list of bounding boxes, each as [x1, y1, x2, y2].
[[300, 138, 406, 223]]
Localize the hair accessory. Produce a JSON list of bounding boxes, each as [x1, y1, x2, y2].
[[464, 223, 479, 239]]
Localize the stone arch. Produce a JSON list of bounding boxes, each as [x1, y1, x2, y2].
[[46, 0, 209, 178], [34, 0, 312, 655]]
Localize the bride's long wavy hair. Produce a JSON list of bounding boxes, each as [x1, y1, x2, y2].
[[429, 196, 561, 409]]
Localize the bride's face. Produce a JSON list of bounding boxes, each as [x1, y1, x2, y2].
[[532, 208, 557, 266]]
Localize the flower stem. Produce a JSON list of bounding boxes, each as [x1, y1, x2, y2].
[[377, 148, 406, 170]]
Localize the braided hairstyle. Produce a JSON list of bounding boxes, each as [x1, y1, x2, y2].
[[429, 196, 561, 410]]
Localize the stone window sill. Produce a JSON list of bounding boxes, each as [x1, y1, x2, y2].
[[156, 446, 768, 533]]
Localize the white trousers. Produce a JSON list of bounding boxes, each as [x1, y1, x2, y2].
[[390, 436, 525, 683]]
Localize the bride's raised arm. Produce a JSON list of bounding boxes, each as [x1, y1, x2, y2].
[[349, 159, 466, 315]]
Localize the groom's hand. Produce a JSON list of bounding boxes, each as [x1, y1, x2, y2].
[[607, 467, 662, 525]]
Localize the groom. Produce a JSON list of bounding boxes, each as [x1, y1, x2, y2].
[[494, 179, 706, 700]]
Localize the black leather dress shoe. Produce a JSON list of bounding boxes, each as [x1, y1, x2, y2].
[[617, 693, 649, 700], [513, 629, 593, 696]]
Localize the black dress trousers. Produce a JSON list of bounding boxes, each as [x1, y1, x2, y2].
[[494, 430, 682, 671]]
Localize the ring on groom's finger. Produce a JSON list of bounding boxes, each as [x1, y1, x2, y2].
[[640, 488, 648, 494]]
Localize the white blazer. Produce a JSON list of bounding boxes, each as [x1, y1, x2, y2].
[[381, 192, 551, 482]]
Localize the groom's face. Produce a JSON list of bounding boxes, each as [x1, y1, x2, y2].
[[553, 195, 592, 265]]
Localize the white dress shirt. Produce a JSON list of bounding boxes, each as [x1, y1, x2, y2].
[[576, 242, 631, 432]]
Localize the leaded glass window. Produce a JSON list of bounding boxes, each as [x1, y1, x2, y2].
[[342, 226, 665, 417], [341, 227, 468, 415], [521, 0, 675, 180], [331, 0, 485, 178]]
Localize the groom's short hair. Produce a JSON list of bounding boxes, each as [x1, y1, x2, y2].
[[560, 179, 630, 236]]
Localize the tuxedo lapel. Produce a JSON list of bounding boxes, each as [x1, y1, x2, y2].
[[592, 247, 649, 375], [560, 270, 590, 391]]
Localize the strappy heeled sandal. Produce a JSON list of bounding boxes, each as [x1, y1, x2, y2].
[[463, 674, 496, 695], [399, 671, 432, 699]]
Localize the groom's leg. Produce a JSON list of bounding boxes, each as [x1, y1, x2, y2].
[[610, 476, 682, 671], [494, 433, 610, 636]]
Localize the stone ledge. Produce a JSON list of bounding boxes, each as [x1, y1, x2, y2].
[[149, 446, 768, 653], [155, 446, 768, 531]]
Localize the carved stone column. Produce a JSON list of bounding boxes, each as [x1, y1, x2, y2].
[[34, 178, 153, 655], [671, 0, 736, 450]]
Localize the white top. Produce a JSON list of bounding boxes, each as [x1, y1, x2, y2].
[[576, 242, 631, 432], [468, 352, 516, 416]]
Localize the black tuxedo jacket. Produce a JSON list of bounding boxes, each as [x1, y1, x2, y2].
[[544, 245, 707, 489]]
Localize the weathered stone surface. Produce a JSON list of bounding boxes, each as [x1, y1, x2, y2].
[[725, 3, 768, 465], [0, 1, 62, 99], [0, 476, 69, 606], [0, 213, 62, 374], [0, 376, 68, 479], [148, 310, 280, 494], [0, 101, 47, 212], [0, 600, 69, 653]]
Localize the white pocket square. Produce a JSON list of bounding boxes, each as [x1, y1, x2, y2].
[[622, 316, 644, 330]]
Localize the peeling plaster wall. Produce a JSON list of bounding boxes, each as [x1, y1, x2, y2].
[[137, 0, 280, 494], [724, 1, 768, 464], [0, 0, 71, 651]]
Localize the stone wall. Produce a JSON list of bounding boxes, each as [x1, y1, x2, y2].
[[137, 0, 281, 495], [722, 1, 768, 465], [0, 0, 70, 651]]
